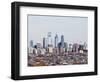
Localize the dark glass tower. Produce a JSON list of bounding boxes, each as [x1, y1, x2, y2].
[[43, 37, 48, 48], [43, 38, 45, 48]]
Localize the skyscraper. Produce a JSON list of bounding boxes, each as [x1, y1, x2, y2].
[[61, 35, 64, 48], [30, 40, 34, 48], [43, 37, 48, 48], [78, 44, 84, 51], [68, 44, 73, 52], [83, 42, 87, 50], [72, 43, 79, 52], [47, 32, 52, 46], [64, 42, 68, 48], [43, 38, 46, 48], [55, 34, 58, 48], [64, 42, 68, 52], [36, 43, 42, 49]]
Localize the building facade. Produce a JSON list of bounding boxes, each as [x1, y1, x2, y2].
[[55, 34, 58, 48], [61, 35, 64, 48]]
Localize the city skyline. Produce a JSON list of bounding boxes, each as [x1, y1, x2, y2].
[[29, 32, 87, 50], [28, 32, 88, 66], [30, 32, 66, 48], [28, 15, 88, 47], [28, 15, 88, 66]]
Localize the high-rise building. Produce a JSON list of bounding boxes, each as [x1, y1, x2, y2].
[[47, 44, 53, 54], [83, 42, 87, 50], [33, 48, 38, 54], [47, 32, 52, 46], [58, 42, 65, 54], [61, 35, 64, 48], [43, 38, 45, 48], [68, 44, 73, 52], [78, 44, 84, 51], [58, 42, 61, 48], [64, 42, 68, 52], [72, 43, 79, 52], [43, 37, 48, 49], [64, 42, 68, 48], [78, 44, 84, 53], [43, 38, 46, 48], [30, 40, 34, 48], [36, 43, 42, 49], [55, 34, 58, 48]]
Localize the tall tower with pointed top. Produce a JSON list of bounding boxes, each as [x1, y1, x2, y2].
[[55, 34, 58, 48], [61, 35, 64, 48]]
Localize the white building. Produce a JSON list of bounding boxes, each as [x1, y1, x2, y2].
[[47, 45, 53, 54], [28, 47, 34, 54], [40, 48, 46, 55]]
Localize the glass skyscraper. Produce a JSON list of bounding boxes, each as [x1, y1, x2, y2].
[[55, 34, 58, 48], [47, 32, 52, 46], [43, 37, 48, 48], [43, 38, 46, 48], [30, 40, 34, 48], [61, 35, 64, 48]]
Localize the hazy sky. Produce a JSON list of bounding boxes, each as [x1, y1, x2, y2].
[[28, 15, 88, 47]]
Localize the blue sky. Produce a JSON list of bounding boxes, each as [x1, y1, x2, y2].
[[28, 15, 88, 47]]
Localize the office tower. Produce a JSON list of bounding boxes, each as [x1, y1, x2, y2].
[[47, 45, 53, 54], [47, 32, 52, 46], [58, 42, 61, 48], [33, 48, 38, 54], [64, 42, 68, 52], [36, 43, 42, 55], [58, 42, 64, 54], [43, 36, 48, 49], [61, 35, 64, 48], [43, 37, 46, 48], [72, 43, 79, 52], [36, 43, 42, 49], [78, 44, 84, 53], [45, 38, 48, 48], [30, 40, 34, 48], [78, 44, 84, 51], [58, 42, 61, 53], [64, 42, 68, 48], [43, 38, 48, 48], [68, 44, 73, 52], [83, 42, 87, 50], [55, 34, 58, 48]]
